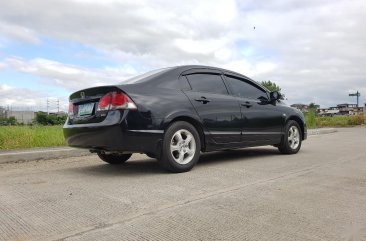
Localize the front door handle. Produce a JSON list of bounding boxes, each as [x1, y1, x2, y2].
[[241, 101, 252, 108], [195, 96, 210, 104]]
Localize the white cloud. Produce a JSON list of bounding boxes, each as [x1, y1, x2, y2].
[[0, 0, 240, 62], [223, 60, 277, 77], [4, 57, 138, 92], [0, 84, 65, 111], [0, 21, 40, 44], [174, 38, 226, 56], [0, 84, 12, 91]]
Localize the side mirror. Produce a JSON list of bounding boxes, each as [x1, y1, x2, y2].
[[270, 91, 281, 101]]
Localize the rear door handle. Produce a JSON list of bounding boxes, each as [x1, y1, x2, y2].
[[195, 96, 210, 104], [241, 102, 252, 108]]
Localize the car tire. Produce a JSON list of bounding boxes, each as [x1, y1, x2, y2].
[[278, 120, 302, 154], [97, 152, 132, 164], [158, 121, 201, 173]]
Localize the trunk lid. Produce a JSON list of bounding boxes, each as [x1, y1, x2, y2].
[[68, 86, 122, 125]]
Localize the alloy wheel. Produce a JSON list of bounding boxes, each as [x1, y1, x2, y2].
[[170, 129, 196, 165], [288, 126, 300, 150]]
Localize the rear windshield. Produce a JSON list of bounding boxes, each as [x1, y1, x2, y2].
[[122, 67, 173, 84]]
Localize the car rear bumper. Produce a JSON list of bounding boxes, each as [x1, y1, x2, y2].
[[63, 111, 164, 154]]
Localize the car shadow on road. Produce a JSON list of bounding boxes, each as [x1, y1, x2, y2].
[[71, 157, 165, 176], [70, 147, 280, 176], [197, 147, 280, 167]]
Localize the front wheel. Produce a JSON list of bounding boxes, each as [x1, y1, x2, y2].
[[97, 152, 132, 164], [158, 121, 201, 173], [278, 120, 302, 154]]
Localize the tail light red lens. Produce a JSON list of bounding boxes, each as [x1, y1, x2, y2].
[[68, 102, 75, 118], [97, 94, 112, 111], [97, 92, 137, 112], [111, 92, 128, 106]]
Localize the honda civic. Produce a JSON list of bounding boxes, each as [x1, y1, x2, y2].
[[64, 65, 307, 172]]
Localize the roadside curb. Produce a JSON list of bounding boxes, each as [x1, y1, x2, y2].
[[308, 128, 337, 136], [0, 128, 338, 164], [0, 147, 91, 164]]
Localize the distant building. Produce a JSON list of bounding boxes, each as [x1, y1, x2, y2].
[[290, 104, 309, 112], [337, 103, 361, 115], [0, 106, 6, 118], [318, 107, 340, 116], [6, 111, 35, 124]]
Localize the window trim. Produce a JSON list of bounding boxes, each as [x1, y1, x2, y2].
[[183, 72, 230, 95], [178, 75, 192, 91], [180, 68, 222, 76], [223, 74, 269, 100]]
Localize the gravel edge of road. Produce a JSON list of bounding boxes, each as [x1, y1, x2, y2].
[[0, 128, 337, 164], [0, 147, 91, 164]]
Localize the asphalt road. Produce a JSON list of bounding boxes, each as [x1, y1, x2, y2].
[[0, 127, 365, 241]]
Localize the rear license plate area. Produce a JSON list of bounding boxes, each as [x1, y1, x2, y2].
[[77, 103, 95, 117]]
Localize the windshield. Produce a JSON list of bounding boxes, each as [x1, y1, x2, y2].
[[122, 67, 173, 84]]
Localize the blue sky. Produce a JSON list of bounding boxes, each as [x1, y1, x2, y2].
[[2, 37, 115, 68], [1, 0, 365, 111]]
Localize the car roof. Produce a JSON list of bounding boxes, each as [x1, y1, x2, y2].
[[170, 65, 267, 89], [121, 65, 269, 92], [171, 65, 250, 78]]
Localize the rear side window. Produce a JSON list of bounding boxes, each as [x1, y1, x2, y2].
[[186, 74, 228, 95], [225, 75, 268, 100]]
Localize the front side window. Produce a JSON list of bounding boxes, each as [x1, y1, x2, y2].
[[225, 75, 267, 100], [186, 74, 228, 95]]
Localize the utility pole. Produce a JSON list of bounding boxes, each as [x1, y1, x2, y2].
[[46, 98, 49, 114], [46, 98, 60, 114], [349, 91, 361, 107]]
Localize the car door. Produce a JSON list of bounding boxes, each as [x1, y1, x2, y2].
[[223, 74, 284, 143], [182, 70, 242, 143]]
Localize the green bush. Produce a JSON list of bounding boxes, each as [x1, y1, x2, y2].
[[35, 112, 67, 125], [0, 116, 17, 126], [305, 110, 317, 129]]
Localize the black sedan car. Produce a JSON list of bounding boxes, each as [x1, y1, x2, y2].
[[64, 65, 307, 172]]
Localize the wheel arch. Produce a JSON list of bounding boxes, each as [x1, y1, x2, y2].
[[287, 115, 306, 140]]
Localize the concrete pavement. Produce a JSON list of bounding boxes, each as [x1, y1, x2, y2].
[[0, 127, 365, 241]]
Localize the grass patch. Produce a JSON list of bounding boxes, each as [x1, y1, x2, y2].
[[0, 125, 66, 150], [304, 111, 317, 129], [304, 109, 365, 129], [316, 115, 365, 128]]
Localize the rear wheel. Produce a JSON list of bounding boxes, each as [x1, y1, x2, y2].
[[278, 120, 302, 154], [97, 152, 132, 164], [158, 121, 201, 173]]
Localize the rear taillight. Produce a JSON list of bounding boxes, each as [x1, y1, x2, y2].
[[97, 92, 137, 112], [97, 94, 112, 112], [68, 102, 75, 118]]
